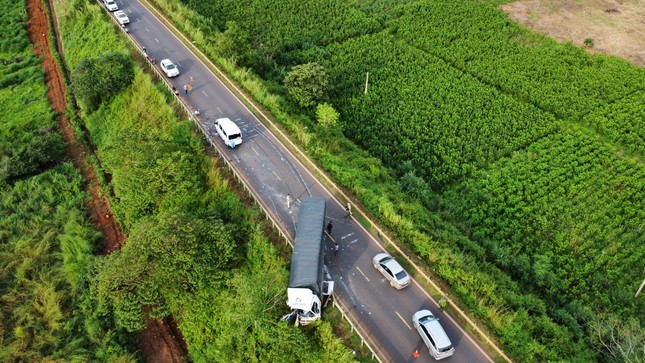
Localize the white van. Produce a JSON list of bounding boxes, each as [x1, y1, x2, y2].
[[214, 118, 242, 148], [412, 309, 455, 360]]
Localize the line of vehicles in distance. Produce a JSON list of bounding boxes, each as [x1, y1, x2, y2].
[[101, 0, 242, 149], [103, 0, 129, 25], [99, 1, 454, 358]]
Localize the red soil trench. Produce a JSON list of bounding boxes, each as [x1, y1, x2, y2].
[[25, 0, 186, 361]]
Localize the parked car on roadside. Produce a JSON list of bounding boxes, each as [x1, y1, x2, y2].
[[103, 0, 118, 11], [114, 10, 129, 25], [412, 309, 455, 360], [372, 252, 410, 289], [160, 59, 180, 77]]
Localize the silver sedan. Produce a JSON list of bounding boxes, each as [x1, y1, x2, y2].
[[372, 253, 411, 289]]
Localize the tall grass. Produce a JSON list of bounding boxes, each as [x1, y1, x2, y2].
[[0, 0, 136, 359], [0, 166, 134, 361]]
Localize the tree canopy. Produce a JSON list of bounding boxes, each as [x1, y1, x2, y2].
[[72, 52, 134, 111], [284, 62, 329, 108]]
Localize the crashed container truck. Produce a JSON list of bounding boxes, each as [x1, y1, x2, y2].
[[287, 197, 334, 325]]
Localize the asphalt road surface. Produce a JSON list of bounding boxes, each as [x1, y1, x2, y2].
[[108, 1, 497, 362]]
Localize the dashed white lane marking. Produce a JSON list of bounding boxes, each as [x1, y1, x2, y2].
[[395, 311, 412, 330], [356, 267, 370, 282]]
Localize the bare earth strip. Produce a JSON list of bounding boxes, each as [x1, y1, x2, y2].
[[26, 0, 186, 361], [501, 0, 645, 67]]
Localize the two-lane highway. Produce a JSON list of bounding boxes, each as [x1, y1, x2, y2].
[[110, 1, 495, 362]]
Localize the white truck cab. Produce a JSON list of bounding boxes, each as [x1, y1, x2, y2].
[[214, 118, 242, 148], [287, 281, 334, 325]]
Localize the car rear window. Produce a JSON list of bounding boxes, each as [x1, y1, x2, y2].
[[395, 270, 408, 280]]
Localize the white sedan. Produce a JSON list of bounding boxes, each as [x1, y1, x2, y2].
[[103, 0, 118, 11], [372, 252, 411, 289], [160, 59, 180, 77], [114, 10, 129, 25]]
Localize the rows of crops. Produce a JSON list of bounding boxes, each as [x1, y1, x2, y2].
[[442, 128, 645, 317], [322, 31, 557, 188], [181, 0, 380, 68], [390, 0, 645, 121], [584, 90, 645, 157]]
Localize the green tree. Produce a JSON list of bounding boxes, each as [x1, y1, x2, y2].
[[590, 314, 645, 363], [91, 210, 240, 331], [72, 52, 134, 112], [284, 62, 328, 108], [316, 102, 339, 127]]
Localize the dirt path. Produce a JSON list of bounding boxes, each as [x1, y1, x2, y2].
[[501, 0, 645, 67], [26, 0, 186, 361]]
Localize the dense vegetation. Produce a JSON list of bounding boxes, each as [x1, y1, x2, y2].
[[53, 0, 358, 360], [0, 0, 134, 359], [0, 2, 65, 183], [158, 0, 645, 361], [442, 128, 645, 318], [322, 31, 557, 187]]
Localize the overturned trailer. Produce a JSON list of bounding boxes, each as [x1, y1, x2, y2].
[[286, 197, 334, 325]]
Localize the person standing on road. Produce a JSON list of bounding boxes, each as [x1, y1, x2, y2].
[[286, 194, 291, 209], [326, 220, 333, 235], [183, 84, 188, 95], [334, 243, 339, 256], [187, 83, 192, 94], [345, 202, 352, 220]]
